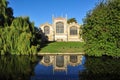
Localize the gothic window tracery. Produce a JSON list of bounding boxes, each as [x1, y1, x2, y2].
[[44, 26, 50, 34], [56, 22, 64, 33], [70, 26, 77, 35]]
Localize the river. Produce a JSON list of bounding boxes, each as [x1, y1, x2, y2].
[[0, 55, 120, 80]]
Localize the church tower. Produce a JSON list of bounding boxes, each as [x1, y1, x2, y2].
[[53, 16, 67, 41]]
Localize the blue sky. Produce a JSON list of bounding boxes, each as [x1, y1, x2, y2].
[[8, 0, 99, 27]]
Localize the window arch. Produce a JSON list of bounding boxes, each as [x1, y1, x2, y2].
[[44, 26, 50, 34], [56, 22, 64, 33], [70, 26, 77, 35]]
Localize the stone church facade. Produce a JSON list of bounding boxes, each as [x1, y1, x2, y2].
[[40, 17, 83, 42]]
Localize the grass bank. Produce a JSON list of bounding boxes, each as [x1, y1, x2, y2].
[[39, 42, 85, 53]]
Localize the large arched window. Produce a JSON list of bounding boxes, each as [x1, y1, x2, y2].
[[44, 26, 50, 34], [56, 22, 64, 33], [70, 26, 77, 35]]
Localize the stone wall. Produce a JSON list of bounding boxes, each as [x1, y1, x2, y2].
[[40, 17, 83, 42]]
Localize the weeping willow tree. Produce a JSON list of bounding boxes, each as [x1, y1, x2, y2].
[[82, 0, 120, 57], [0, 0, 41, 55], [0, 17, 40, 55]]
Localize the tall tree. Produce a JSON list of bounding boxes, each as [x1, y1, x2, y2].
[[82, 0, 120, 57], [0, 0, 41, 55], [0, 0, 14, 27], [0, 17, 40, 55]]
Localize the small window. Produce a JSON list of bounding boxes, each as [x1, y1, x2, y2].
[[70, 26, 77, 35], [44, 26, 50, 34]]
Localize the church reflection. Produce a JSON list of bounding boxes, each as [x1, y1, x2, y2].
[[40, 55, 83, 72]]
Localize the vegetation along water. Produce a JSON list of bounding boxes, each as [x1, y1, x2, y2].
[[0, 0, 120, 57], [0, 55, 120, 80], [0, 0, 120, 80]]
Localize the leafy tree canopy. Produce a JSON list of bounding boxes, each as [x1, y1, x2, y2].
[[0, 0, 14, 27], [0, 0, 41, 55], [67, 18, 77, 24], [82, 0, 120, 57]]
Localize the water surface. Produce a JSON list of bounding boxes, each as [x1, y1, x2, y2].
[[0, 55, 120, 80]]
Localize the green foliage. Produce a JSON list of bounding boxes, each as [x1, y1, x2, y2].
[[0, 0, 14, 27], [67, 18, 77, 24], [11, 17, 34, 33], [0, 55, 42, 80], [0, 17, 40, 55], [0, 0, 41, 55], [80, 56, 120, 80], [82, 0, 120, 57]]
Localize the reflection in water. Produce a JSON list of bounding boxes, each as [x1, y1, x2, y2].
[[56, 55, 64, 67], [44, 56, 50, 63], [40, 55, 84, 72], [0, 55, 42, 80], [79, 56, 120, 80], [70, 55, 77, 63], [0, 55, 119, 80], [32, 55, 85, 80]]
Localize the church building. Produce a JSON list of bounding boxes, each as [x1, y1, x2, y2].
[[40, 16, 83, 42]]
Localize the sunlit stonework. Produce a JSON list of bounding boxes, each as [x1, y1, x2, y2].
[[40, 17, 83, 41]]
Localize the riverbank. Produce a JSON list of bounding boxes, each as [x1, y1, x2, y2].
[[38, 52, 85, 55]]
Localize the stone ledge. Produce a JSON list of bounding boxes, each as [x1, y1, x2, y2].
[[38, 52, 85, 55]]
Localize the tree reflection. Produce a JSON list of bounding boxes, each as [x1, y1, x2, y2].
[[79, 56, 120, 80], [0, 55, 42, 80]]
